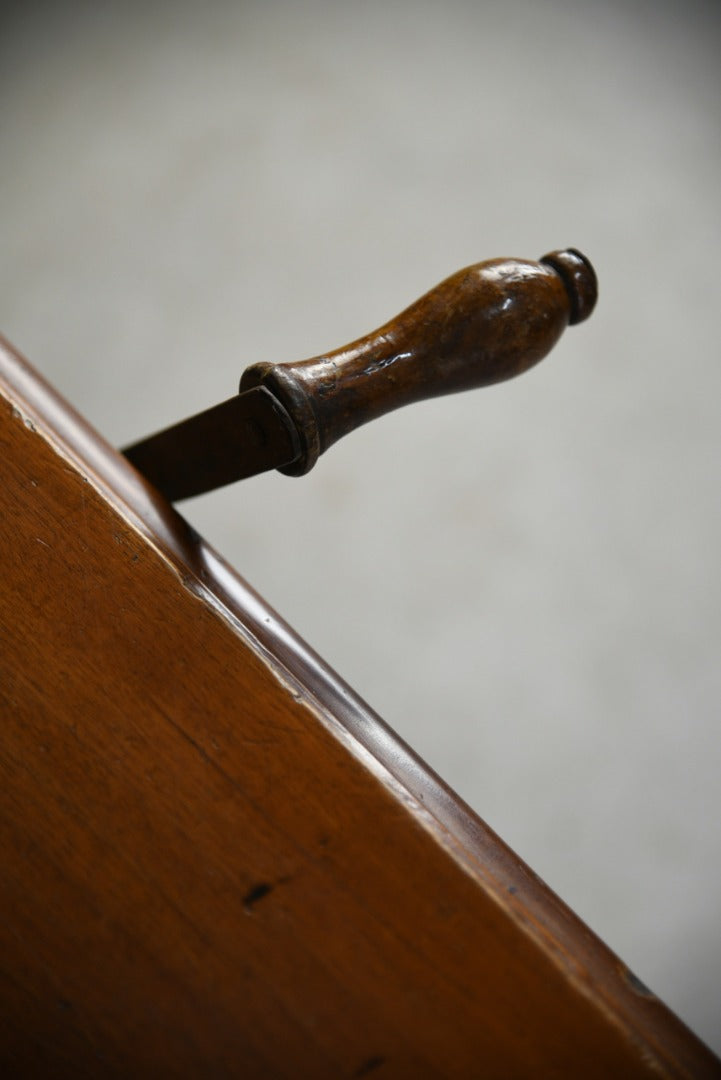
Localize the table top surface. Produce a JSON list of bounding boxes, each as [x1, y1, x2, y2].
[[1, 334, 718, 1077]]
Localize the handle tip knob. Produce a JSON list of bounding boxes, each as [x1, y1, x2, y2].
[[540, 248, 598, 325]]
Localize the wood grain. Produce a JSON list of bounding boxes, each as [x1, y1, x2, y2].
[[1, 335, 718, 1077]]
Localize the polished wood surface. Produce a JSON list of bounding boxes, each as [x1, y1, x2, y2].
[[1, 335, 718, 1077], [240, 249, 597, 475], [124, 249, 597, 499]]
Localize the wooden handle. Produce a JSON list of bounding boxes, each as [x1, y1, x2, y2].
[[240, 248, 597, 475]]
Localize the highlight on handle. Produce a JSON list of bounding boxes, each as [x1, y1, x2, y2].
[[240, 249, 597, 475]]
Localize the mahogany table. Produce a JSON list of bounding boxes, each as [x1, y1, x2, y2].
[[1, 334, 718, 1076]]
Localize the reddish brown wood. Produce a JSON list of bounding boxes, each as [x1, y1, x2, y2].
[[0, 335, 718, 1077]]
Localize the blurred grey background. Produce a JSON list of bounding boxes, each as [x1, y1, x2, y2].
[[2, 0, 720, 1055]]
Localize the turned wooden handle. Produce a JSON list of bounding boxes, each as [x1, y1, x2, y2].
[[240, 248, 597, 475]]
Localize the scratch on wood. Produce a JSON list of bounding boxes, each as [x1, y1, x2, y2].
[[11, 404, 35, 431], [243, 882, 273, 913], [353, 1055, 386, 1077]]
